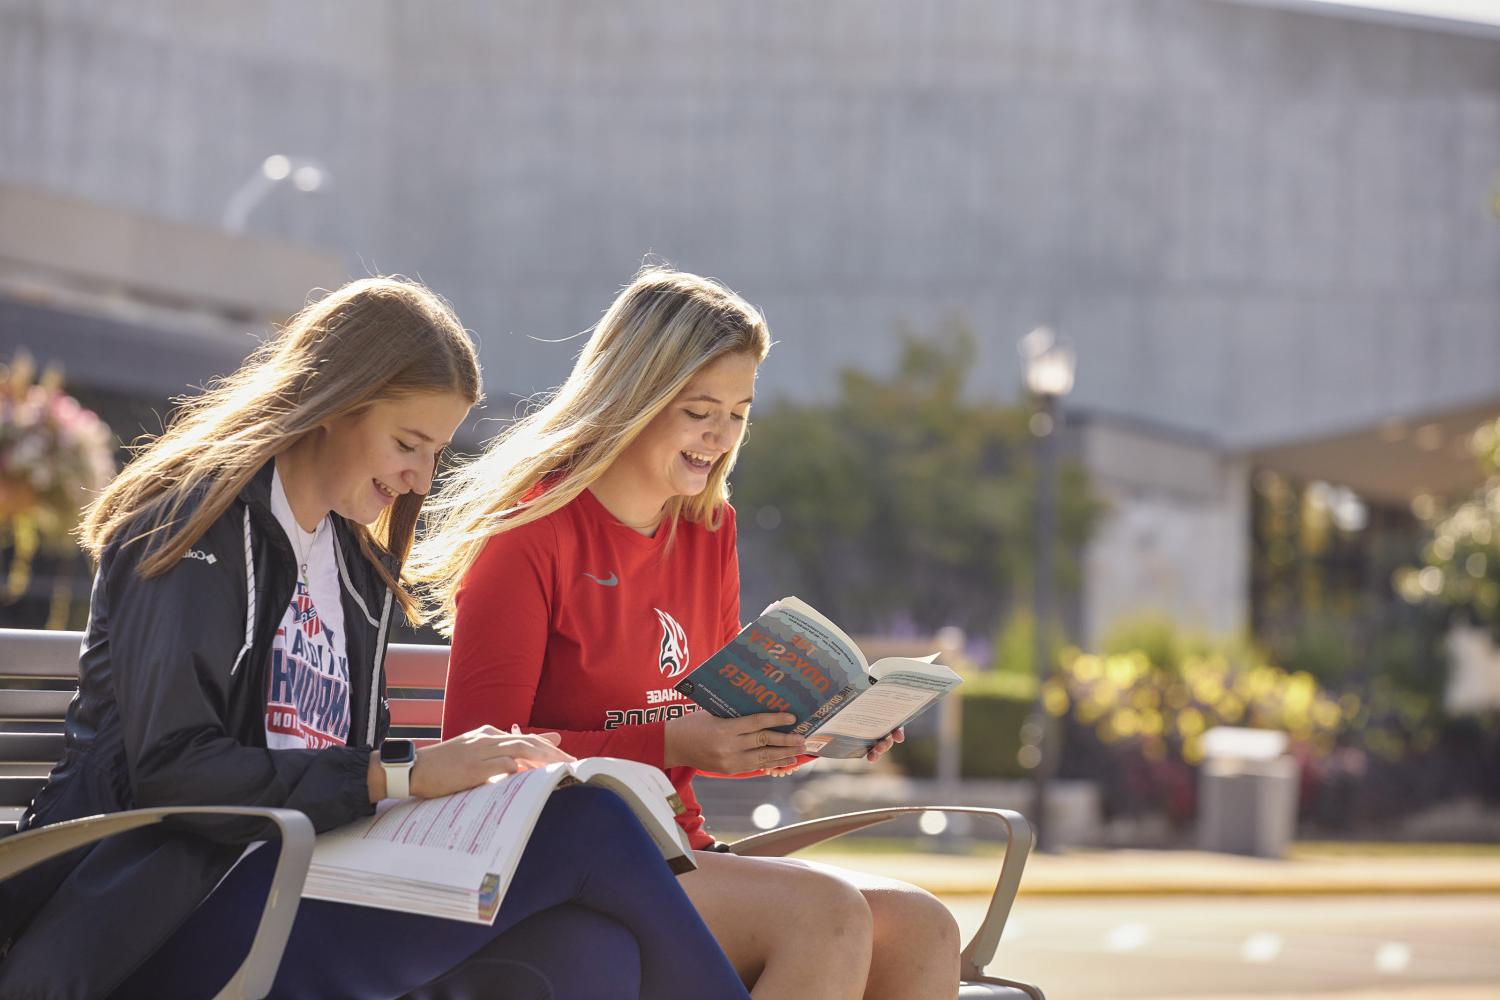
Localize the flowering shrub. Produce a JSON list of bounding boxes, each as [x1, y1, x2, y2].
[[1052, 649, 1349, 765], [899, 626, 1439, 831], [0, 352, 116, 600], [1401, 416, 1500, 635], [1045, 639, 1442, 828]]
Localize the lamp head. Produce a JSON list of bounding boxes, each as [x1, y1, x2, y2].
[[1020, 326, 1076, 399]]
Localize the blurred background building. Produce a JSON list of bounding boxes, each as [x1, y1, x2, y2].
[[4, 0, 1498, 645]]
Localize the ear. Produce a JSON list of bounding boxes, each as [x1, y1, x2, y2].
[[318, 403, 370, 440]]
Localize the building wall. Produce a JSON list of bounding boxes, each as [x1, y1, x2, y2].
[[4, 0, 1499, 642], [1079, 419, 1252, 645], [0, 1, 396, 265], [3, 0, 1496, 449]]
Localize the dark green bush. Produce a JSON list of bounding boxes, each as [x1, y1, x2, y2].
[[897, 684, 1031, 780]]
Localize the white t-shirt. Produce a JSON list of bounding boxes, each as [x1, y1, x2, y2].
[[265, 465, 350, 749]]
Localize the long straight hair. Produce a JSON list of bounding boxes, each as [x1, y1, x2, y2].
[[80, 276, 482, 625], [410, 265, 770, 634]]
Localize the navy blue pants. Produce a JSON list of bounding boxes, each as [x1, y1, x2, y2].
[[115, 786, 748, 999]]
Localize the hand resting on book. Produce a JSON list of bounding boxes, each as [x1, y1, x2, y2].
[[367, 725, 575, 801], [662, 710, 806, 774]]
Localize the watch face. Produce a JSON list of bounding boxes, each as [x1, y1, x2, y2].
[[380, 738, 416, 765]]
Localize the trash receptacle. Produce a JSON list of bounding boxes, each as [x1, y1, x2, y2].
[[1197, 727, 1298, 858]]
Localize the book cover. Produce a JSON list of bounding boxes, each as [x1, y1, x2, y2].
[[673, 598, 961, 758]]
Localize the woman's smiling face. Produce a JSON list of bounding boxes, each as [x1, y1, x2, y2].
[[320, 390, 472, 525], [615, 351, 758, 506]]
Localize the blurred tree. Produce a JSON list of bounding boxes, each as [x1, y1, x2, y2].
[[1405, 416, 1500, 642], [991, 606, 1067, 679], [732, 321, 1099, 636]]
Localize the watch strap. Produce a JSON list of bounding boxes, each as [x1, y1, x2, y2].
[[383, 759, 412, 799]]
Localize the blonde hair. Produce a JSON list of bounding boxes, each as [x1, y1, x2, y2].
[[81, 276, 481, 625], [411, 265, 770, 634]]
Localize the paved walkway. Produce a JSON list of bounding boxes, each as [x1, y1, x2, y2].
[[803, 846, 1500, 897], [1146, 988, 1500, 1000]]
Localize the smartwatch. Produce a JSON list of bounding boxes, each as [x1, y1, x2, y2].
[[379, 739, 417, 799]]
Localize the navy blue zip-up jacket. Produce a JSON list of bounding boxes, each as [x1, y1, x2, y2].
[[0, 462, 396, 999]]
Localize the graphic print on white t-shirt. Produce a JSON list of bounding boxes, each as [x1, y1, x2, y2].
[[266, 466, 350, 750], [267, 581, 350, 747]]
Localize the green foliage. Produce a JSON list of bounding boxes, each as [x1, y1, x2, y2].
[[898, 687, 1031, 780], [1262, 613, 1359, 689], [734, 320, 1100, 634], [897, 616, 1441, 787], [991, 606, 1067, 678], [1059, 621, 1440, 768], [1405, 416, 1500, 641], [1099, 614, 1185, 676]]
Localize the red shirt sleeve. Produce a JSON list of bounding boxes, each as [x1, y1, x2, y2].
[[442, 522, 667, 767]]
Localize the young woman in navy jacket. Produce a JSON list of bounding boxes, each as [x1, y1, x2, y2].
[[0, 277, 749, 999]]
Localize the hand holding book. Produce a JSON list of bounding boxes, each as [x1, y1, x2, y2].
[[663, 709, 807, 773]]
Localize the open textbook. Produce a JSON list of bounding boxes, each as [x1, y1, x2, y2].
[[674, 597, 962, 759], [302, 757, 694, 924]]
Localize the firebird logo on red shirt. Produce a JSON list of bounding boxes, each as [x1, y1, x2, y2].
[[654, 608, 689, 678]]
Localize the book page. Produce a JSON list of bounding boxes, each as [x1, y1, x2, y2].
[[303, 758, 696, 923], [570, 758, 696, 871], [306, 766, 563, 919], [805, 664, 962, 759], [771, 597, 870, 673], [868, 654, 959, 684]]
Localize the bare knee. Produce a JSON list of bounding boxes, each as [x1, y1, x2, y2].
[[799, 869, 875, 954], [868, 884, 960, 956]]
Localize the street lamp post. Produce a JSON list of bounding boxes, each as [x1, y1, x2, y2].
[[1020, 327, 1075, 852], [222, 154, 328, 233]]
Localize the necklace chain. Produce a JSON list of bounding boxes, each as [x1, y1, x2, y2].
[[292, 519, 325, 584]]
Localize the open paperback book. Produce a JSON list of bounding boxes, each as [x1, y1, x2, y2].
[[302, 757, 694, 924], [674, 597, 962, 759]]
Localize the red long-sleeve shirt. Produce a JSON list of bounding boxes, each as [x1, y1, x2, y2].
[[443, 487, 741, 848]]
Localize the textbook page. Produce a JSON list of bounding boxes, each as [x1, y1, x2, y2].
[[568, 757, 695, 870], [304, 764, 561, 923]]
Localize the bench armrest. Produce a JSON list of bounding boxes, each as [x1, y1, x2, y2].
[[0, 806, 314, 1000], [727, 806, 1036, 986]]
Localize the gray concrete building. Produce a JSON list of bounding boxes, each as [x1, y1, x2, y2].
[[2, 0, 1498, 644]]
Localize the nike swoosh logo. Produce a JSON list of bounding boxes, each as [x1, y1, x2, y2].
[[582, 572, 619, 587]]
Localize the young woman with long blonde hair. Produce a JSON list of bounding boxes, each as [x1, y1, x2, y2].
[[414, 266, 961, 1000], [0, 277, 749, 1000]]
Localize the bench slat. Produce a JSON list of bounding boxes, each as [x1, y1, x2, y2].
[[0, 774, 45, 807], [388, 699, 443, 728], [0, 634, 454, 684], [0, 689, 75, 721], [385, 645, 449, 689], [0, 805, 23, 834], [0, 628, 83, 678], [0, 732, 65, 762]]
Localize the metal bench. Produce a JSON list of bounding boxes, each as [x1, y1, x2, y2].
[[1, 627, 1044, 999]]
